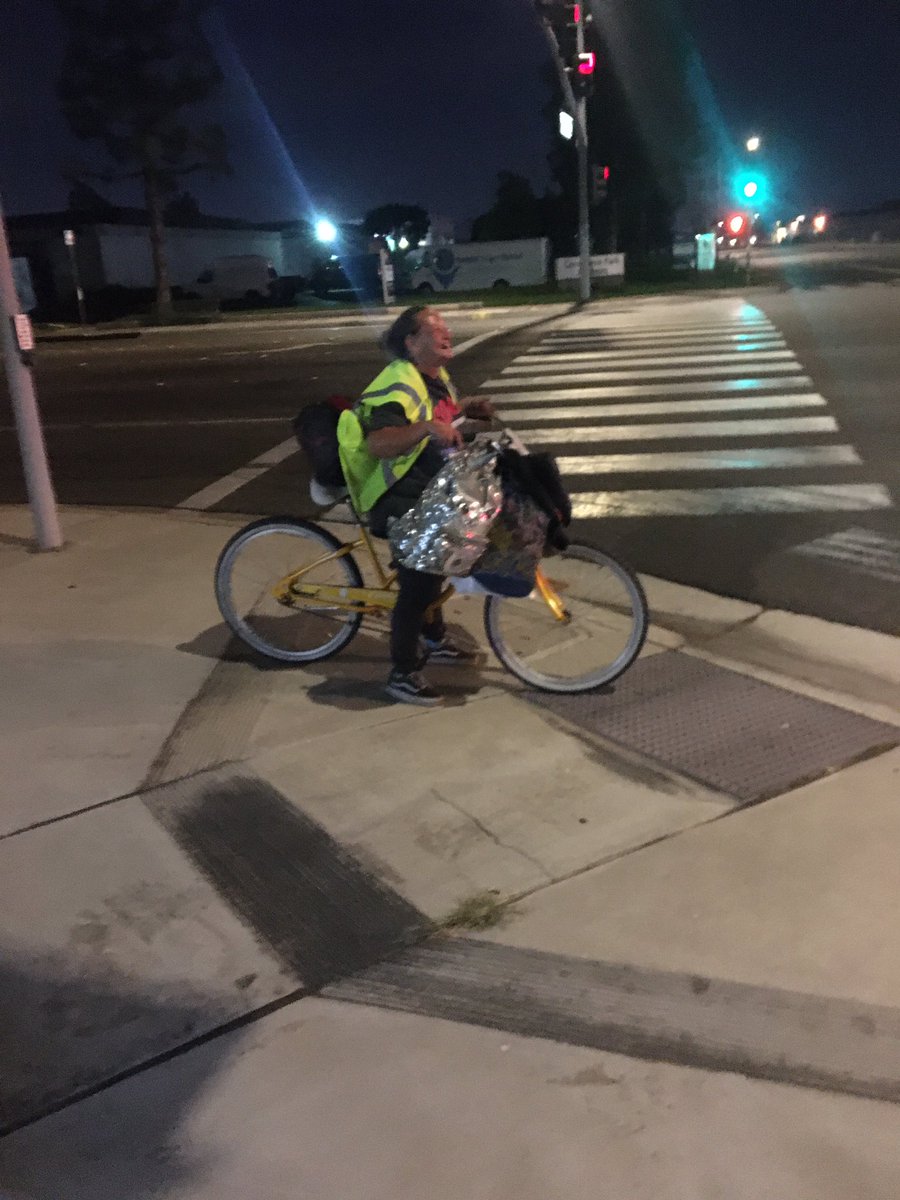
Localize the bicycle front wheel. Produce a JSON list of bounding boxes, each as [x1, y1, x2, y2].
[[484, 543, 648, 693], [215, 517, 363, 663]]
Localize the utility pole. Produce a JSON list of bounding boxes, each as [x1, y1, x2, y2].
[[0, 193, 63, 550], [63, 228, 88, 325], [573, 7, 591, 304], [536, 1, 594, 305]]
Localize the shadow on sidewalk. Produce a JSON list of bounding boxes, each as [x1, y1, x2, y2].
[[175, 622, 485, 711], [0, 950, 244, 1198]]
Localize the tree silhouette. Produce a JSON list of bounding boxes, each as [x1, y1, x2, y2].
[[55, 0, 229, 318], [471, 173, 543, 241]]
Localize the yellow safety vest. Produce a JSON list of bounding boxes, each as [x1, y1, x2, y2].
[[337, 359, 456, 513]]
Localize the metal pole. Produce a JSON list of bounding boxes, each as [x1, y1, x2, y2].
[[537, 8, 591, 304], [575, 11, 591, 304], [64, 230, 88, 325], [0, 193, 63, 550]]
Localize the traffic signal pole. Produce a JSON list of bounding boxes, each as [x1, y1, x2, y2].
[[0, 192, 63, 550], [574, 10, 591, 304], [537, 4, 591, 304]]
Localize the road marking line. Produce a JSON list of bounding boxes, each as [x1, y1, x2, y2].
[[215, 340, 328, 358], [506, 351, 795, 370], [175, 437, 297, 510], [557, 446, 862, 473], [168, 323, 505, 511], [534, 337, 788, 352], [500, 394, 826, 421], [511, 357, 801, 376], [0, 417, 292, 432], [570, 484, 893, 518], [543, 326, 777, 341], [535, 331, 782, 345], [454, 330, 505, 354], [514, 416, 839, 444], [484, 376, 813, 399], [789, 528, 900, 582]]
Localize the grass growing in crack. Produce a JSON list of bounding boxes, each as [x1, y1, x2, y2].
[[443, 890, 510, 931]]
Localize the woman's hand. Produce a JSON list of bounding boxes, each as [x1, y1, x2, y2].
[[426, 419, 463, 449], [461, 395, 496, 420]]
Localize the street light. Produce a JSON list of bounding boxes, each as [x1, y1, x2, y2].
[[315, 218, 338, 244], [746, 135, 761, 153]]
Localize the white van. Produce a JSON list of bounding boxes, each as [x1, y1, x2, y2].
[[410, 239, 549, 293], [193, 255, 279, 303]]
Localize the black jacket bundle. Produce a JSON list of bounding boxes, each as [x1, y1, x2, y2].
[[496, 448, 572, 550]]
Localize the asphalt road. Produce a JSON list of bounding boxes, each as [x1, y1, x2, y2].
[[726, 239, 900, 287], [1, 283, 897, 633], [1, 308, 563, 509]]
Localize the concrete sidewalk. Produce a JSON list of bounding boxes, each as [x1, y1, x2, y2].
[[1, 501, 899, 1195]]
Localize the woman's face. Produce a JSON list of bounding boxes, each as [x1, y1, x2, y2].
[[406, 309, 453, 374]]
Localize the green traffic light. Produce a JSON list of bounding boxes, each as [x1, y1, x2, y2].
[[734, 170, 766, 206]]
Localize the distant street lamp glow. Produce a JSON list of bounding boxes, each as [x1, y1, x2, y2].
[[813, 214, 828, 233], [746, 136, 761, 152], [398, 236, 410, 250], [315, 219, 338, 243]]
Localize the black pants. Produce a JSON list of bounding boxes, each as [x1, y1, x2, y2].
[[391, 565, 446, 673]]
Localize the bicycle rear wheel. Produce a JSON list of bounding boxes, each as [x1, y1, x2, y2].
[[484, 543, 648, 693], [215, 517, 363, 663]]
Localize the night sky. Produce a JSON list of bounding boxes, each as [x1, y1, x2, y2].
[[1, 0, 897, 226]]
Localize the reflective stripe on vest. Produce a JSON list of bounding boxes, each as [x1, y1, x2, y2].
[[360, 381, 430, 424]]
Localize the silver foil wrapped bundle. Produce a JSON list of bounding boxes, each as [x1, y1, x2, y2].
[[388, 437, 503, 576]]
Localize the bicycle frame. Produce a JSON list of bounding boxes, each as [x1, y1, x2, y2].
[[270, 511, 570, 625]]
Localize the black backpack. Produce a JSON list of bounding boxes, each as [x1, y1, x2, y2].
[[497, 448, 572, 550], [291, 395, 351, 488]]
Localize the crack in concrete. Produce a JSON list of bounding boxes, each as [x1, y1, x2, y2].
[[431, 789, 553, 881]]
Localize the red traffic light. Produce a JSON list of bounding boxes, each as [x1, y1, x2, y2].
[[728, 214, 745, 235], [577, 51, 596, 75], [573, 3, 581, 20]]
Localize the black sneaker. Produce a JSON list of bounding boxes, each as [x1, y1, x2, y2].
[[422, 636, 482, 666], [385, 669, 444, 707]]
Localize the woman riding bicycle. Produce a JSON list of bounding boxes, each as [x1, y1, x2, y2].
[[338, 305, 496, 707]]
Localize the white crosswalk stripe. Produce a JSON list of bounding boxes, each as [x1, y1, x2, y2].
[[494, 362, 811, 386], [541, 333, 786, 347], [501, 394, 826, 420], [489, 376, 813, 402], [518, 350, 794, 367], [519, 416, 839, 444], [558, 446, 862, 473], [509, 350, 794, 369], [787, 527, 900, 584], [569, 485, 892, 518], [490, 299, 892, 517]]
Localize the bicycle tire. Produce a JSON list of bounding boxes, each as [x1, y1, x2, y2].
[[483, 542, 649, 693], [215, 516, 364, 664]]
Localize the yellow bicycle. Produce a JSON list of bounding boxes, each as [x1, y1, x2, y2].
[[214, 498, 648, 694]]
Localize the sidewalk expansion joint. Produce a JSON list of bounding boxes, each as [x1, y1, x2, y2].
[[0, 986, 308, 1139], [0, 785, 149, 843], [501, 809, 726, 911]]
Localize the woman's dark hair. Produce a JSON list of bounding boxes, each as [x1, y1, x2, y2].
[[382, 305, 430, 360]]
